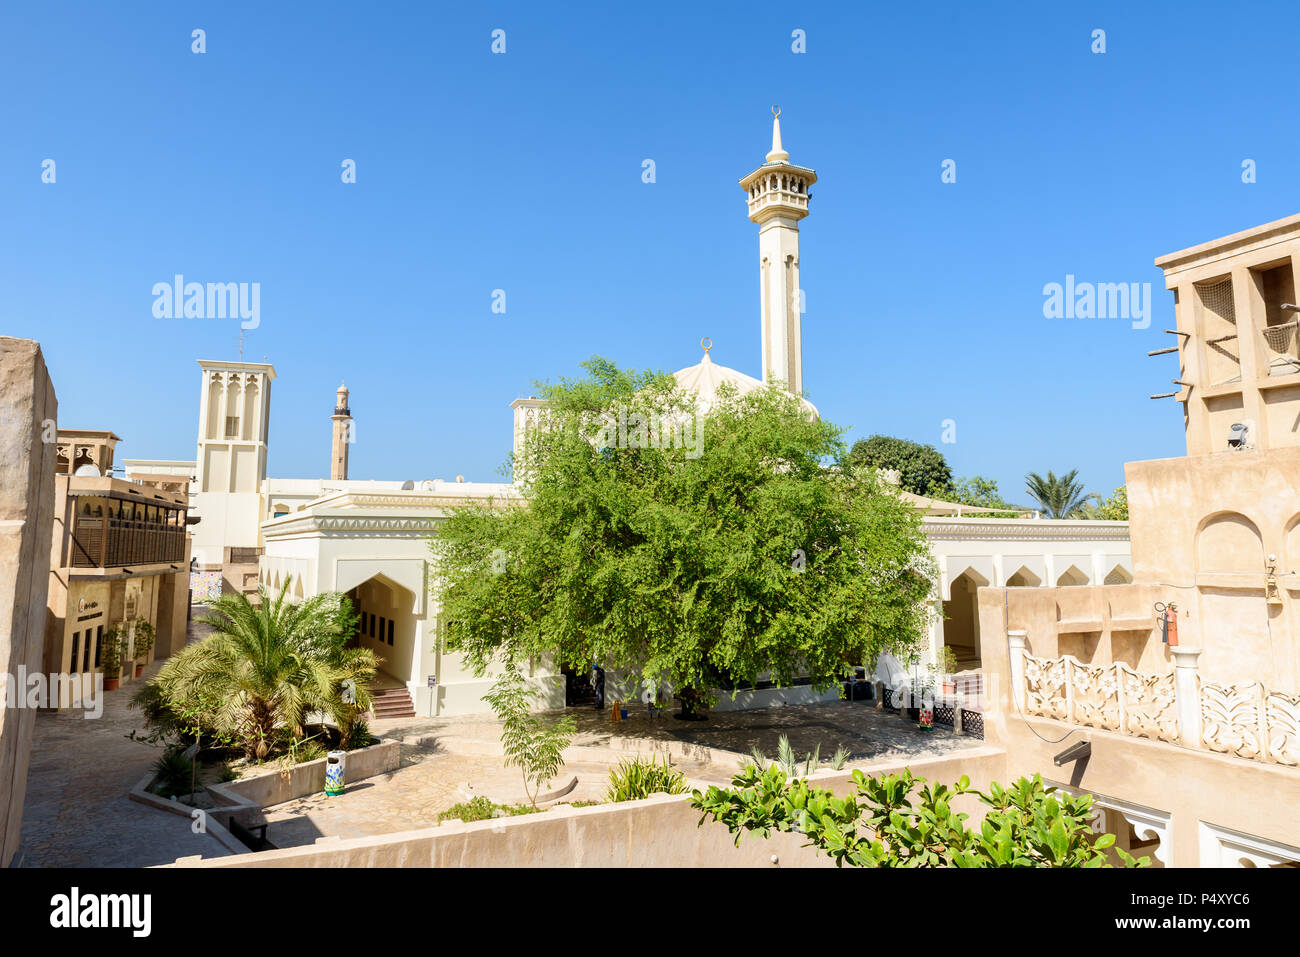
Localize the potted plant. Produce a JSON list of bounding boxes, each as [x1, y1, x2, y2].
[[100, 626, 125, 691], [132, 620, 155, 677], [931, 646, 960, 696]]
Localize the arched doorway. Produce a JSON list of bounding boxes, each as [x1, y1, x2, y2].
[[943, 568, 989, 669], [345, 574, 420, 686]]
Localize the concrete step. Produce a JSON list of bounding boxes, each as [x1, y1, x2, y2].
[[368, 686, 415, 719]]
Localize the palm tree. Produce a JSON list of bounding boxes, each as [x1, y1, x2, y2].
[[1024, 469, 1091, 519], [151, 579, 378, 760]]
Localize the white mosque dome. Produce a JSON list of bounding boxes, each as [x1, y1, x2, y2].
[[672, 346, 818, 418]]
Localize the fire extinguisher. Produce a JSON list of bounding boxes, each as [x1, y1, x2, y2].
[[1155, 601, 1179, 646]]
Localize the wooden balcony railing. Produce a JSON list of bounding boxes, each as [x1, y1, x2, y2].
[[69, 517, 185, 568]]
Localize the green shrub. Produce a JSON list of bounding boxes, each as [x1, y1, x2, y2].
[[437, 796, 541, 822], [484, 663, 575, 808], [746, 734, 843, 777], [692, 767, 1149, 868], [605, 755, 688, 803], [292, 741, 328, 764], [340, 718, 374, 751], [132, 620, 156, 663], [151, 748, 194, 798]]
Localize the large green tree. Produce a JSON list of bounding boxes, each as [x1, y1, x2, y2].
[[947, 475, 1012, 510], [842, 435, 953, 498], [432, 357, 937, 704]]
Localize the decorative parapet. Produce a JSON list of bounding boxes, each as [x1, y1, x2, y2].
[[1200, 680, 1300, 766], [1017, 643, 1299, 768], [1022, 652, 1178, 744]]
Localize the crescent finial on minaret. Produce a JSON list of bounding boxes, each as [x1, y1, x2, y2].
[[767, 106, 789, 163]]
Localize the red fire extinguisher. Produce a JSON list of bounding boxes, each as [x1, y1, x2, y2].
[[1156, 601, 1179, 646]]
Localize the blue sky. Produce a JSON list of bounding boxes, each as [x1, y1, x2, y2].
[[2, 2, 1297, 503]]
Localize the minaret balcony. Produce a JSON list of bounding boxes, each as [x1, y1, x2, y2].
[[746, 190, 810, 214]]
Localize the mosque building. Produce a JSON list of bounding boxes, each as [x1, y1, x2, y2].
[[129, 112, 1132, 717]]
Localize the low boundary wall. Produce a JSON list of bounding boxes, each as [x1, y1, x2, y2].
[[166, 747, 1006, 868]]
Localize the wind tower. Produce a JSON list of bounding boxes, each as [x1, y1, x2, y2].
[[739, 106, 817, 396]]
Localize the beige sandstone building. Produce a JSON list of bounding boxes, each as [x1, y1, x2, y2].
[[44, 429, 192, 708], [0, 338, 57, 867], [975, 213, 1300, 867]]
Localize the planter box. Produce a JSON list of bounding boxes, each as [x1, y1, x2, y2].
[[207, 739, 400, 808]]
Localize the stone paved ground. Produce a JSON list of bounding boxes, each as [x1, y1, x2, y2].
[[371, 699, 982, 775], [17, 634, 987, 862], [262, 700, 986, 849], [16, 609, 233, 868]]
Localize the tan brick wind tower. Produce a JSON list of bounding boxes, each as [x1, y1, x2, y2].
[[331, 380, 351, 481], [739, 106, 817, 396]]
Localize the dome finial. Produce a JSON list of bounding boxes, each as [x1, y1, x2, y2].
[[701, 336, 712, 355], [766, 106, 789, 163]]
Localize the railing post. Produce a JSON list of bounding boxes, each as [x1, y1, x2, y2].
[[1008, 630, 1027, 712], [1170, 646, 1203, 747]]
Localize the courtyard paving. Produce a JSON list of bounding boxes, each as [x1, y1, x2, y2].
[[16, 628, 990, 863], [16, 609, 234, 868], [261, 700, 988, 849]]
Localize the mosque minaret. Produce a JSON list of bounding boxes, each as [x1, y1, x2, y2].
[[331, 380, 352, 481], [739, 106, 816, 397]]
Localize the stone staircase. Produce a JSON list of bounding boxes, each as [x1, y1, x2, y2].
[[369, 685, 415, 720]]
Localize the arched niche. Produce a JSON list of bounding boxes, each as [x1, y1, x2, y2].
[[1196, 511, 1264, 575], [1006, 565, 1043, 588], [1104, 563, 1134, 585], [1057, 564, 1090, 587]]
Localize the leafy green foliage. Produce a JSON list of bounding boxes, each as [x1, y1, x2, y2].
[[843, 435, 953, 498], [931, 645, 960, 676], [437, 795, 543, 823], [483, 662, 576, 807], [145, 580, 377, 761], [947, 475, 1015, 511], [1024, 469, 1092, 519], [131, 620, 156, 663], [282, 734, 327, 766], [433, 357, 937, 703], [100, 625, 125, 677], [1077, 485, 1128, 521], [605, 755, 688, 802], [692, 766, 1149, 868], [339, 717, 374, 751], [747, 734, 849, 776], [150, 748, 195, 798]]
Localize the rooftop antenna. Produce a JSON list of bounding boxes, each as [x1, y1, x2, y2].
[[234, 327, 253, 360]]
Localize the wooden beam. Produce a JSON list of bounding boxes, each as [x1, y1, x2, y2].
[[1147, 346, 1179, 356]]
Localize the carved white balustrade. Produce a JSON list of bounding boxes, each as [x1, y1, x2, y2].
[[1018, 643, 1300, 767], [1200, 680, 1300, 766]]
